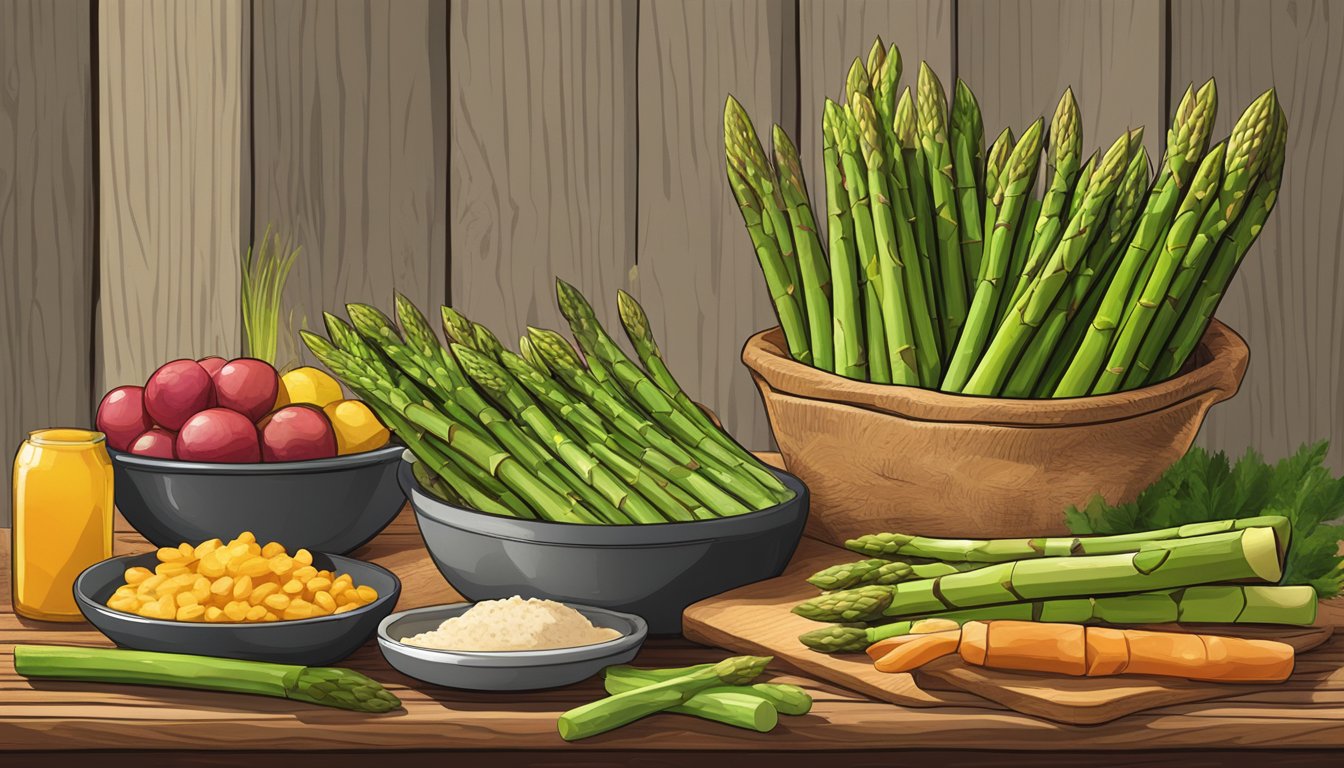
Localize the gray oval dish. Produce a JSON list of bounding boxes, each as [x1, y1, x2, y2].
[[74, 551, 401, 665], [376, 602, 647, 691], [110, 445, 406, 554], [400, 460, 809, 634]]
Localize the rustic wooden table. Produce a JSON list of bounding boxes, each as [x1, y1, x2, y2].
[[3, 503, 1343, 767]]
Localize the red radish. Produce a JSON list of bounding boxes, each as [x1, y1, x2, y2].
[[214, 358, 279, 422], [128, 428, 177, 459], [96, 385, 153, 451], [145, 360, 216, 430], [176, 408, 260, 463], [258, 405, 337, 462], [197, 356, 227, 378]]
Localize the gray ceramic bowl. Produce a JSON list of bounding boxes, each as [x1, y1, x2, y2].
[[110, 445, 405, 554], [74, 551, 401, 665], [400, 461, 809, 634], [376, 602, 646, 690]]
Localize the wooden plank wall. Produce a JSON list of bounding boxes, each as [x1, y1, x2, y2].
[[0, 0, 96, 525], [5, 0, 1344, 525]]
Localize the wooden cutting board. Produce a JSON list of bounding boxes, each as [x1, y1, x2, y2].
[[682, 536, 1334, 724]]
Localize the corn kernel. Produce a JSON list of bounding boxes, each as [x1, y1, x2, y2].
[[313, 591, 336, 614], [157, 546, 185, 563], [223, 601, 249, 622], [176, 605, 206, 622], [247, 582, 280, 606], [260, 541, 285, 558], [204, 606, 224, 623], [294, 548, 313, 567], [268, 554, 294, 576], [193, 538, 223, 560], [355, 586, 379, 604], [123, 567, 153, 585], [197, 553, 226, 578], [232, 575, 254, 600], [245, 604, 267, 621], [210, 576, 234, 596], [155, 561, 191, 578], [175, 592, 198, 608], [333, 604, 358, 615], [282, 579, 304, 595], [262, 612, 280, 622], [235, 531, 256, 544], [138, 574, 167, 594]]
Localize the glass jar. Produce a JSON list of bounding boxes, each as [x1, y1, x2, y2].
[[12, 428, 114, 621]]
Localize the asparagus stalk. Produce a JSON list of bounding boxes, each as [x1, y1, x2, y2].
[[615, 290, 715, 432], [1054, 81, 1218, 396], [795, 527, 1284, 622], [557, 656, 772, 741], [1123, 89, 1281, 387], [843, 64, 892, 384], [15, 646, 401, 713], [798, 585, 1318, 653], [999, 196, 1042, 329], [807, 558, 985, 591], [1094, 142, 1233, 393], [895, 87, 943, 360], [822, 100, 867, 379], [441, 306, 476, 348], [1154, 102, 1288, 380], [980, 126, 1016, 274], [1066, 153, 1098, 222], [724, 97, 811, 364], [855, 93, 921, 385], [773, 125, 835, 371], [951, 79, 986, 294], [963, 130, 1132, 395], [942, 119, 1045, 391], [1007, 89, 1082, 311], [917, 63, 968, 351], [848, 515, 1291, 561], [604, 665, 812, 721]]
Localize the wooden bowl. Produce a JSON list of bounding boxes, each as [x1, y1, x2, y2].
[[741, 319, 1249, 544]]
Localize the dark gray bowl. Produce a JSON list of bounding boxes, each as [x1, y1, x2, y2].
[[400, 461, 809, 634], [376, 602, 646, 690], [110, 445, 405, 554], [74, 552, 401, 665]]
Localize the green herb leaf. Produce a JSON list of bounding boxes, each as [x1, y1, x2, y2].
[[1065, 441, 1344, 598]]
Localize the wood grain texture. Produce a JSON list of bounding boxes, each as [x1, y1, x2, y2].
[[3, 524, 1344, 754], [252, 0, 448, 369], [1170, 0, 1344, 471], [449, 0, 636, 354], [96, 0, 248, 390], [0, 0, 95, 528], [798, 0, 956, 232], [628, 0, 798, 451], [957, 0, 1166, 165]]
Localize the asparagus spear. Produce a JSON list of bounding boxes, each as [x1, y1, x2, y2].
[[604, 665, 812, 722], [794, 527, 1284, 622], [557, 655, 772, 741], [773, 125, 834, 371], [616, 290, 715, 432], [848, 514, 1291, 560], [895, 87, 943, 359], [1034, 146, 1152, 396], [951, 79, 986, 293], [963, 130, 1132, 395], [1054, 81, 1218, 397], [855, 93, 920, 385], [842, 65, 891, 384], [724, 97, 811, 365], [822, 100, 866, 379], [1123, 89, 1281, 387], [807, 557, 985, 591], [942, 119, 1045, 392], [797, 585, 1318, 653], [1094, 141, 1230, 392], [999, 196, 1042, 329], [15, 646, 402, 713], [1066, 153, 1098, 222], [917, 63, 968, 351], [456, 344, 687, 524], [1007, 88, 1082, 311], [980, 126, 1016, 273], [556, 280, 791, 501], [1154, 102, 1288, 380], [440, 305, 476, 348]]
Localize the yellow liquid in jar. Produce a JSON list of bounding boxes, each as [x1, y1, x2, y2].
[[12, 428, 113, 621]]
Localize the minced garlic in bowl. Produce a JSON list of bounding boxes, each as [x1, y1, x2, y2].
[[399, 596, 623, 652]]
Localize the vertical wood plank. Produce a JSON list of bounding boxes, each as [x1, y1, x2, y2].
[[97, 0, 248, 388], [1171, 0, 1344, 469], [798, 0, 956, 226], [631, 0, 798, 449], [253, 0, 449, 368], [957, 0, 1166, 163], [0, 0, 95, 526], [449, 0, 637, 350]]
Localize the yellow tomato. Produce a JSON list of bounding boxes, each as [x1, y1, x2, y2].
[[323, 399, 390, 455], [275, 367, 343, 409]]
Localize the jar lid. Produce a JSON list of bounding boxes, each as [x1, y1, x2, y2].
[[29, 428, 106, 446]]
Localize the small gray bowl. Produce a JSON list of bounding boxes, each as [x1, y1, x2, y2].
[[74, 551, 401, 665], [376, 602, 646, 690], [401, 461, 809, 634], [110, 445, 405, 554]]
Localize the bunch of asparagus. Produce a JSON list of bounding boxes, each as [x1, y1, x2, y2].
[[793, 516, 1319, 654], [301, 281, 794, 525], [726, 37, 1287, 397]]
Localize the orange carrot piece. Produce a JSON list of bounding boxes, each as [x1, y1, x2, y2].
[[1124, 630, 1293, 683], [866, 629, 960, 662], [873, 633, 960, 673], [959, 620, 988, 666], [982, 621, 1086, 676], [1084, 626, 1129, 676]]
